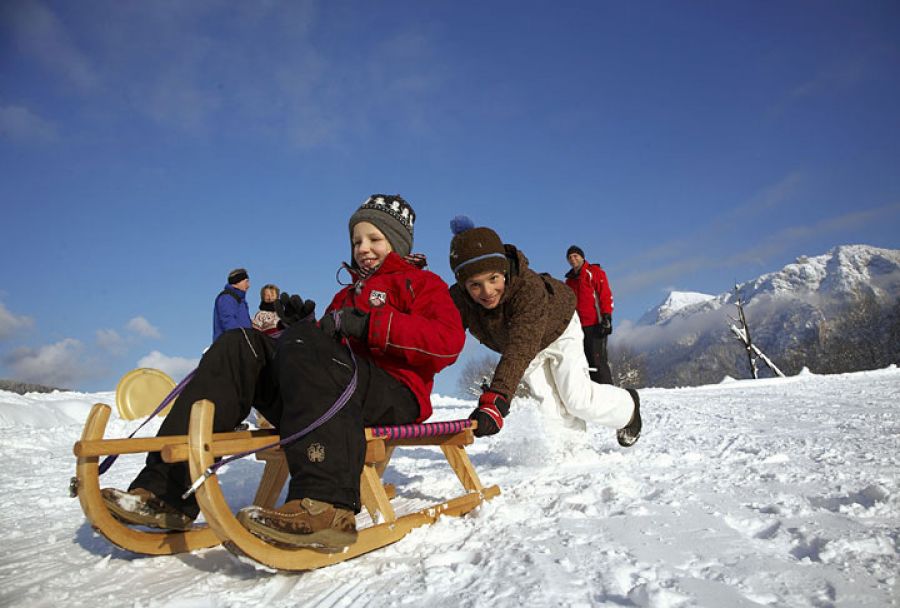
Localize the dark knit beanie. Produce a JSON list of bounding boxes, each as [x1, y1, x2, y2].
[[227, 268, 249, 285], [566, 245, 585, 259], [348, 194, 415, 257], [449, 215, 509, 284]]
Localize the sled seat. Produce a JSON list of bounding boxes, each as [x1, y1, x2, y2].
[[72, 400, 499, 567]]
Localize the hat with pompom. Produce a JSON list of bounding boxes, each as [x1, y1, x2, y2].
[[448, 216, 509, 284], [349, 194, 416, 258]]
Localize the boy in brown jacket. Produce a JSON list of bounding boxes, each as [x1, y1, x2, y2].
[[448, 216, 642, 446]]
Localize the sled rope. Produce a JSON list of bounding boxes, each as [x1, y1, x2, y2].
[[98, 368, 197, 475], [183, 327, 359, 500]]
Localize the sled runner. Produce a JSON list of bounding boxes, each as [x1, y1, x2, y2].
[[72, 400, 500, 569], [72, 402, 271, 554]]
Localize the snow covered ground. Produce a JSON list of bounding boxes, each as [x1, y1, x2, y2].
[[0, 367, 898, 607]]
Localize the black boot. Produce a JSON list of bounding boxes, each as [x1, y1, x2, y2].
[[616, 388, 642, 447]]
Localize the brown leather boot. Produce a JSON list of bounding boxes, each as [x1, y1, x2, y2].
[[101, 487, 195, 530], [237, 498, 358, 549]]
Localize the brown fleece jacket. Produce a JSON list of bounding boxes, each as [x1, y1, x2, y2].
[[449, 245, 576, 399]]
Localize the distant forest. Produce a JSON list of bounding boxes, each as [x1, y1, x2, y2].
[[0, 380, 65, 395]]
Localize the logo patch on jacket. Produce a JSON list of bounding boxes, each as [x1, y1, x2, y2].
[[369, 290, 387, 307], [307, 443, 325, 463]]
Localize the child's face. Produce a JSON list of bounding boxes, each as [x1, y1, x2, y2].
[[262, 288, 278, 303], [352, 221, 393, 271], [464, 270, 506, 310]]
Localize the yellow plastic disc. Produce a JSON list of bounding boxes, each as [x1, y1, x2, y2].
[[115, 368, 177, 420]]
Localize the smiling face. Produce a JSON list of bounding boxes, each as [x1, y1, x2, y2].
[[262, 288, 278, 303], [464, 269, 507, 309], [352, 221, 393, 271]]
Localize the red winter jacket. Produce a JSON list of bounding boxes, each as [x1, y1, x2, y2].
[[326, 252, 465, 422], [564, 261, 613, 327]]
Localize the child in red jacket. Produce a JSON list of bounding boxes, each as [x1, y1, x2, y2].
[[102, 195, 465, 550]]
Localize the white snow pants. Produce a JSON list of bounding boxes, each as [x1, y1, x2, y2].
[[521, 313, 635, 431]]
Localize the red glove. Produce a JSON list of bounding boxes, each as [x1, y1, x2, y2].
[[469, 390, 510, 437]]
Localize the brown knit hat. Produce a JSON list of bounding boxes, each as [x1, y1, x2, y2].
[[348, 194, 415, 257], [449, 216, 509, 284]]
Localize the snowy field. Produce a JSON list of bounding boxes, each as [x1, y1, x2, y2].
[[0, 367, 898, 607]]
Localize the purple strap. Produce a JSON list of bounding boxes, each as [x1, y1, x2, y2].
[[98, 368, 197, 475]]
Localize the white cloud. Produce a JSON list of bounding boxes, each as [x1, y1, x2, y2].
[[126, 316, 162, 339], [95, 328, 126, 355], [2, 338, 93, 388], [136, 351, 199, 383], [0, 104, 57, 143], [0, 301, 34, 340]]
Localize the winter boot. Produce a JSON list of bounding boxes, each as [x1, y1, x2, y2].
[[100, 487, 195, 530], [616, 388, 642, 447], [236, 498, 358, 549]]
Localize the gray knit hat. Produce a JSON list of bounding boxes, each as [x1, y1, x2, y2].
[[348, 194, 416, 257]]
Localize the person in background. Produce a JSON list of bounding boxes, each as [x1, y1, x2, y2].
[[252, 283, 282, 335], [213, 268, 252, 342], [447, 216, 641, 447], [564, 245, 614, 384]]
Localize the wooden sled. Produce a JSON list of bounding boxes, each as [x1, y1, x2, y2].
[[187, 399, 500, 571], [72, 402, 278, 555], [73, 400, 499, 569]]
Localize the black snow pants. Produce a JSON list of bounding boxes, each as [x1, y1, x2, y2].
[[582, 323, 613, 385], [129, 323, 419, 517]]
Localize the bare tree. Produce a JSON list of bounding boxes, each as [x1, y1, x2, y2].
[[728, 285, 784, 379], [608, 343, 648, 388], [456, 354, 500, 398], [455, 353, 532, 399]]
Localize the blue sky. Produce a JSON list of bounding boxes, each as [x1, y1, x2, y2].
[[2, 0, 899, 394]]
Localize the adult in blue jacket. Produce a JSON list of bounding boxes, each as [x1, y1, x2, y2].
[[213, 268, 252, 341]]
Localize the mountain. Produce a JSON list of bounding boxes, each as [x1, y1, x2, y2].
[[620, 244, 900, 387], [636, 291, 716, 326]]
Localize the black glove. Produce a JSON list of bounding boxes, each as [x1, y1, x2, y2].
[[469, 390, 510, 437], [599, 314, 613, 336], [275, 293, 316, 327], [319, 308, 370, 341]]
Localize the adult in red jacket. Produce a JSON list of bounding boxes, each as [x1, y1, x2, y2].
[[564, 245, 614, 384], [101, 195, 465, 551]]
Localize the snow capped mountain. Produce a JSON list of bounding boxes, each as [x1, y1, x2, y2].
[[621, 244, 900, 387], [641, 244, 900, 325], [734, 244, 900, 304], [636, 291, 717, 326]]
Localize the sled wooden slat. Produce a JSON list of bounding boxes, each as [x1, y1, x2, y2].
[[162, 436, 387, 465], [188, 399, 500, 571], [74, 428, 276, 458], [73, 403, 220, 555]]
